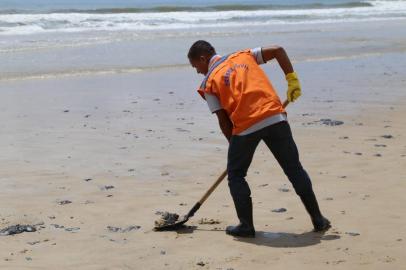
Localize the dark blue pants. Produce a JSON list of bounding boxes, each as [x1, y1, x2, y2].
[[227, 121, 315, 202]]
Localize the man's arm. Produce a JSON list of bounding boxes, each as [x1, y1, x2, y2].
[[214, 109, 233, 142], [203, 93, 232, 141], [260, 46, 294, 75], [260, 45, 301, 102]]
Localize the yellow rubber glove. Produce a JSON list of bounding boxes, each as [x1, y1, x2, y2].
[[286, 72, 301, 102]]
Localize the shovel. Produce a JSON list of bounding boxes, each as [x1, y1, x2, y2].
[[154, 100, 290, 231]]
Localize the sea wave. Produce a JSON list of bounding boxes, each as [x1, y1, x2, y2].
[[0, 0, 405, 35], [0, 2, 375, 14]]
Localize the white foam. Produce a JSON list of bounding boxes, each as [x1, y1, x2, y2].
[[0, 0, 405, 35]]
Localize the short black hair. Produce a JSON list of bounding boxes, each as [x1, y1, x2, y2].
[[187, 40, 216, 60]]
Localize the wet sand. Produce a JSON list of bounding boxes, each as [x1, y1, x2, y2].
[[0, 19, 406, 269]]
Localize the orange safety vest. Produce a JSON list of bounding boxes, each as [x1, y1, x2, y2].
[[197, 49, 286, 135]]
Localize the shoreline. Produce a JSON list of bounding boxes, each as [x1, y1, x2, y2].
[[1, 50, 404, 83]]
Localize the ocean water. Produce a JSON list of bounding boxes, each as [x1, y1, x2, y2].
[[0, 0, 385, 10], [0, 0, 405, 35]]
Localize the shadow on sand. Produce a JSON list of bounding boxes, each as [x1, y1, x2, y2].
[[174, 225, 198, 234], [165, 226, 340, 248], [182, 227, 340, 248], [234, 230, 340, 248]]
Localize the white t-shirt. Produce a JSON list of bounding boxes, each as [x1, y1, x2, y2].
[[204, 47, 287, 136]]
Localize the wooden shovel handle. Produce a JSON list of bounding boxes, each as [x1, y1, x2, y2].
[[198, 169, 228, 204], [283, 100, 290, 109]]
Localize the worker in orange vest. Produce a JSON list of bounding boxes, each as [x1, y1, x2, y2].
[[188, 40, 330, 238]]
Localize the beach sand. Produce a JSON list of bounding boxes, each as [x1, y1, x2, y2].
[[0, 19, 405, 269]]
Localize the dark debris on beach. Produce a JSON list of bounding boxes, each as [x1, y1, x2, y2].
[[304, 118, 344, 127], [107, 225, 141, 233], [0, 224, 37, 236]]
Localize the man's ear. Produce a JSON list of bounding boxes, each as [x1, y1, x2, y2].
[[199, 55, 208, 64]]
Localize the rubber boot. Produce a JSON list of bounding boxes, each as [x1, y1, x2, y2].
[[226, 197, 255, 238], [300, 192, 331, 232]]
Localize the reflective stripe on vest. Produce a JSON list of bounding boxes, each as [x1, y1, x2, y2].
[[200, 54, 230, 90]]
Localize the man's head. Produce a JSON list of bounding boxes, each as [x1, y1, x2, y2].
[[188, 40, 216, 76]]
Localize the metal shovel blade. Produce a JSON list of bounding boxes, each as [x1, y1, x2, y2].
[[154, 216, 189, 231]]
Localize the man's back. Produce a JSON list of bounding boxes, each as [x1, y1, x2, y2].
[[199, 49, 285, 135]]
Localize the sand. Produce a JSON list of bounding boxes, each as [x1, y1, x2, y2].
[[0, 19, 405, 269]]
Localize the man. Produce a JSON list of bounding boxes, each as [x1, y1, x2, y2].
[[188, 40, 330, 238]]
